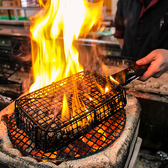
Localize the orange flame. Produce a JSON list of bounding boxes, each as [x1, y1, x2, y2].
[[109, 75, 120, 85], [95, 79, 111, 94], [61, 93, 70, 120], [29, 0, 104, 92]]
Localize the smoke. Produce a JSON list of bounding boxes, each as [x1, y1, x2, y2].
[[77, 40, 104, 75]]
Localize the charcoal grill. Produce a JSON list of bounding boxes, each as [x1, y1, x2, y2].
[[7, 70, 126, 161]]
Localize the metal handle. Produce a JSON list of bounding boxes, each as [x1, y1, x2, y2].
[[129, 64, 149, 77], [110, 64, 149, 86]]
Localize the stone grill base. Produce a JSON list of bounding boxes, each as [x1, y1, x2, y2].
[[0, 93, 141, 168]]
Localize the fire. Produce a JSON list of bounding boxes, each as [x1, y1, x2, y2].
[[94, 78, 113, 95], [94, 62, 120, 95], [109, 75, 120, 85], [29, 0, 104, 92], [61, 92, 70, 120], [81, 125, 107, 150]]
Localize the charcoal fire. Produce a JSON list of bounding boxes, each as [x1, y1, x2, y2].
[[29, 0, 104, 93], [26, 0, 108, 141], [12, 70, 126, 153], [8, 107, 126, 161], [0, 89, 140, 167], [3, 0, 136, 165]]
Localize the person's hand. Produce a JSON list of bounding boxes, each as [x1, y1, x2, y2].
[[136, 49, 168, 81]]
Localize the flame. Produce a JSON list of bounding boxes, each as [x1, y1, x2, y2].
[[29, 0, 104, 92], [93, 75, 120, 95], [71, 87, 92, 128], [61, 93, 70, 120], [95, 79, 111, 94], [109, 75, 120, 85], [98, 25, 105, 32]]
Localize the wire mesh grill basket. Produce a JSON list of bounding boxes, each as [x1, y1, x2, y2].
[[14, 70, 126, 152]]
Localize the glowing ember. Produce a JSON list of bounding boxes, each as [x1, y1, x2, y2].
[[8, 109, 126, 161], [81, 125, 107, 150], [29, 0, 104, 92]]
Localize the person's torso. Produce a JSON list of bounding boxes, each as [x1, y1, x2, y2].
[[121, 0, 168, 60]]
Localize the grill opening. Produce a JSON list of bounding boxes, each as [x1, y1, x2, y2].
[[7, 70, 126, 161]]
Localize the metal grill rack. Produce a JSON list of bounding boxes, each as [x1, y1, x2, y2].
[[8, 109, 126, 161], [13, 70, 126, 152]]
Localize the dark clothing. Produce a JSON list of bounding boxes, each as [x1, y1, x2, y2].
[[114, 0, 168, 60], [143, 0, 152, 8]]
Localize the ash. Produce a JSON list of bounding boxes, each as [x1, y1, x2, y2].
[[135, 149, 168, 168]]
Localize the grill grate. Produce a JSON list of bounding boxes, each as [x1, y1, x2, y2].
[[7, 109, 126, 161], [8, 70, 126, 154]]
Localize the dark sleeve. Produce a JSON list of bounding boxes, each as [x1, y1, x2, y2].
[[114, 0, 125, 39]]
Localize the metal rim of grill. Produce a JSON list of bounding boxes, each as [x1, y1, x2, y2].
[[7, 109, 126, 162]]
